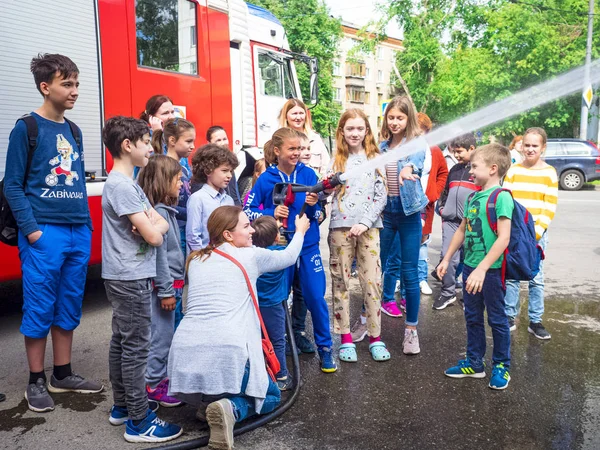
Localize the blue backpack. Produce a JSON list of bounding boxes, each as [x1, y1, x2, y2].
[[484, 188, 544, 282]]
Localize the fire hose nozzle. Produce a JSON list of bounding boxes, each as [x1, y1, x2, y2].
[[306, 172, 344, 194]]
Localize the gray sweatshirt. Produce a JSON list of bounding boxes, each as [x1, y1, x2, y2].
[[154, 203, 185, 298], [168, 233, 304, 412], [327, 153, 387, 229]]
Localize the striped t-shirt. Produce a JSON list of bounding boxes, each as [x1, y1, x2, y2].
[[503, 163, 558, 240], [386, 162, 400, 197]]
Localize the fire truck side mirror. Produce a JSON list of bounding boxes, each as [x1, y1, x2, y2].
[[309, 58, 319, 105]]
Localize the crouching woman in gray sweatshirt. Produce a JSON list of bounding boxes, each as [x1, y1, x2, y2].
[[168, 205, 309, 450]]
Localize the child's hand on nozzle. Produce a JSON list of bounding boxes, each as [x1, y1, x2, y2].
[[275, 205, 289, 219], [436, 260, 449, 279], [295, 214, 310, 234], [160, 296, 177, 311], [348, 224, 368, 237], [305, 193, 319, 206]]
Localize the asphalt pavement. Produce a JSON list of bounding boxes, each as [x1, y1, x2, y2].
[[1, 187, 599, 450]]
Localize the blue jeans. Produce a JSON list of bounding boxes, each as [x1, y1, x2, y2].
[[418, 235, 431, 283], [380, 197, 422, 326], [201, 363, 281, 423], [504, 232, 548, 323], [260, 302, 288, 378], [382, 235, 406, 299], [463, 265, 510, 369]]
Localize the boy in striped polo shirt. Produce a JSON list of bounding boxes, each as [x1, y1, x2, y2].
[[503, 127, 558, 339]]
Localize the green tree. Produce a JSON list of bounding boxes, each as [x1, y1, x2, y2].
[[249, 0, 342, 136], [382, 0, 600, 141]]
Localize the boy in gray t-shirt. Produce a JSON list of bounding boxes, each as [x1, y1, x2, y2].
[[102, 171, 156, 280], [101, 116, 182, 443]]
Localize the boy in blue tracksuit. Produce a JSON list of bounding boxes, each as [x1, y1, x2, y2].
[[252, 215, 294, 391], [3, 53, 103, 413], [244, 127, 336, 373]]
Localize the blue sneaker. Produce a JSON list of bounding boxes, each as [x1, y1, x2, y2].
[[444, 359, 485, 378], [294, 332, 316, 354], [489, 363, 511, 390], [318, 347, 337, 373], [124, 410, 182, 443], [109, 401, 159, 426]]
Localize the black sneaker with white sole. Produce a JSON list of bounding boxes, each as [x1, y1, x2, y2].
[[433, 296, 457, 310], [528, 322, 551, 340], [508, 317, 516, 331], [25, 378, 54, 413]]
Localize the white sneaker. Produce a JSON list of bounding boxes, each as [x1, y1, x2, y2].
[[420, 280, 433, 295], [403, 329, 420, 355]]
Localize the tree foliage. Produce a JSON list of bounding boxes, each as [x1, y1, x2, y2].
[[383, 0, 600, 141], [249, 0, 342, 136]]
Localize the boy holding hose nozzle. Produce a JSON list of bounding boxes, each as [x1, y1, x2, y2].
[[244, 128, 338, 373]]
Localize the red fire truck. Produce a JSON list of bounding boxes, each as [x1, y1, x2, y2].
[[0, 0, 317, 281]]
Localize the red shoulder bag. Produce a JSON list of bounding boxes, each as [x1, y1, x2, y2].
[[213, 248, 281, 381]]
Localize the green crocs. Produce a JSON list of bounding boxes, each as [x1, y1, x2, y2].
[[369, 341, 391, 362], [338, 343, 358, 363]]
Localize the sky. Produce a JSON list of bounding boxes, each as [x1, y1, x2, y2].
[[324, 0, 403, 39]]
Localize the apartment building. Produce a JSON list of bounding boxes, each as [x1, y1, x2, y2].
[[332, 22, 404, 134]]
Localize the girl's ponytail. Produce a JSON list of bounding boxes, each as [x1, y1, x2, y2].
[[151, 128, 165, 154]]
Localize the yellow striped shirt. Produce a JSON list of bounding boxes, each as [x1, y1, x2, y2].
[[503, 164, 558, 240]]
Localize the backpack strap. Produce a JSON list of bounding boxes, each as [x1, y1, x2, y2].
[[485, 188, 513, 288], [64, 117, 82, 149], [485, 188, 512, 234], [18, 115, 39, 184]]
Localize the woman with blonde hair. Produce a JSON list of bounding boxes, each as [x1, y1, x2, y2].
[[278, 98, 330, 176]]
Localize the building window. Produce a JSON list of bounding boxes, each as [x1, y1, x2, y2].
[[378, 93, 383, 104], [346, 62, 366, 78], [364, 92, 371, 104], [347, 88, 365, 103], [333, 62, 341, 76], [377, 46, 384, 60], [333, 87, 342, 101], [377, 70, 384, 82], [136, 0, 198, 75], [190, 25, 197, 47], [365, 67, 371, 80]]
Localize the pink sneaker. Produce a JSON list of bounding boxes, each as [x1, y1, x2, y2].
[[399, 298, 407, 312], [147, 379, 182, 407], [381, 301, 403, 318]]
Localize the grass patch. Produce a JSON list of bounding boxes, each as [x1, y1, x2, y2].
[[589, 180, 600, 185]]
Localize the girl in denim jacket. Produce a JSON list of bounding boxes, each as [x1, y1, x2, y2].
[[379, 96, 429, 355]]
